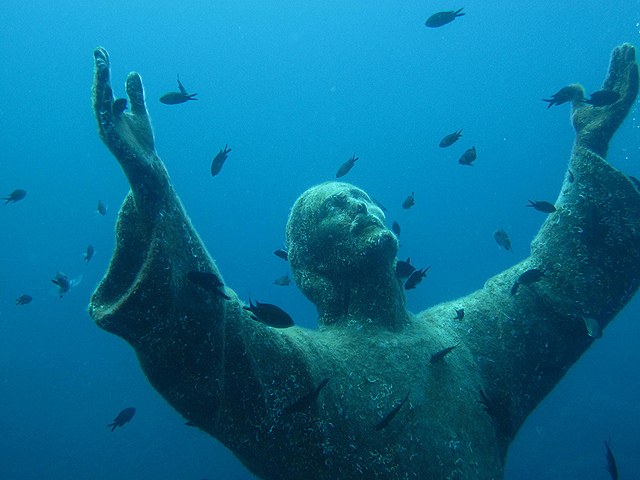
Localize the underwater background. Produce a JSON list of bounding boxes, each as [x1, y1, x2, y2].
[[1, 1, 638, 479]]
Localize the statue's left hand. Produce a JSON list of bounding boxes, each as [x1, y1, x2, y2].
[[572, 43, 639, 157]]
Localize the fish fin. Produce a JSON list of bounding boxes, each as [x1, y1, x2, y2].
[[177, 74, 187, 94]]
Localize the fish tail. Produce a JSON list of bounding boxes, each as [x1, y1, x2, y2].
[[455, 8, 465, 16], [187, 94, 198, 100]]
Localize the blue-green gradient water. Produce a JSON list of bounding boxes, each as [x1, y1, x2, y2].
[[1, 2, 638, 479]]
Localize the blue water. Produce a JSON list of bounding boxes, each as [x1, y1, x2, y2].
[[1, 2, 638, 478]]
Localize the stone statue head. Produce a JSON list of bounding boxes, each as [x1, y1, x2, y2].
[[286, 182, 399, 323]]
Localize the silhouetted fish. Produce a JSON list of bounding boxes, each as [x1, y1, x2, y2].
[[425, 8, 464, 28], [430, 343, 459, 363], [458, 147, 476, 166], [283, 378, 330, 414], [2, 189, 26, 204], [585, 90, 620, 107], [107, 407, 136, 432], [160, 75, 198, 104], [391, 221, 401, 237], [567, 170, 574, 183], [273, 274, 291, 286], [84, 245, 95, 263], [493, 228, 512, 252], [395, 258, 416, 278], [404, 266, 430, 290], [542, 85, 584, 109], [375, 392, 410, 431], [336, 154, 358, 178], [604, 440, 618, 480], [526, 200, 556, 213], [274, 248, 288, 261], [97, 200, 107, 215], [510, 268, 545, 295], [453, 308, 464, 320], [187, 271, 231, 300], [439, 129, 463, 148], [244, 299, 294, 328], [211, 145, 232, 177], [16, 294, 32, 305], [51, 272, 82, 297], [583, 317, 602, 339], [402, 192, 415, 209], [52, 272, 70, 296]]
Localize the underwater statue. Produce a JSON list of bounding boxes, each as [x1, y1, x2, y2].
[[90, 44, 639, 479]]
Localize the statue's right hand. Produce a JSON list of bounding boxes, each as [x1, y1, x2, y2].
[[93, 47, 157, 163]]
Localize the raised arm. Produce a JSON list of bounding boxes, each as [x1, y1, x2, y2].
[[421, 44, 640, 445], [89, 49, 317, 456]]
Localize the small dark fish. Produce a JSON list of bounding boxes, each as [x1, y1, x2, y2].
[[493, 228, 512, 252], [160, 75, 198, 104], [97, 200, 107, 215], [584, 317, 602, 339], [542, 85, 584, 109], [283, 378, 330, 414], [107, 407, 136, 432], [404, 266, 430, 290], [395, 257, 416, 278], [273, 274, 291, 286], [375, 392, 410, 431], [16, 294, 32, 305], [510, 268, 545, 295], [185, 421, 196, 427], [187, 271, 230, 300], [425, 8, 465, 28], [51, 272, 71, 297], [527, 199, 556, 213], [113, 98, 127, 115], [336, 154, 358, 178], [628, 175, 640, 190], [391, 221, 401, 237], [604, 440, 618, 480], [2, 189, 26, 204], [585, 90, 620, 107], [211, 144, 232, 177], [402, 192, 415, 209], [274, 248, 288, 261], [453, 308, 464, 320], [439, 129, 462, 148], [84, 245, 95, 263], [567, 170, 574, 183], [430, 343, 459, 364], [458, 146, 477, 166], [244, 299, 294, 328]]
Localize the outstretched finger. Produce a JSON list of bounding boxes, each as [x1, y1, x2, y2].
[[602, 44, 638, 100], [93, 47, 114, 120], [126, 72, 148, 116]]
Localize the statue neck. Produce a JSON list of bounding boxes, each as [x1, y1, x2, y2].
[[316, 267, 409, 331]]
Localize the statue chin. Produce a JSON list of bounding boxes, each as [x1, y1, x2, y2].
[[351, 227, 398, 272]]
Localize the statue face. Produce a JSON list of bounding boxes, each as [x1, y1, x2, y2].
[[288, 182, 398, 277]]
